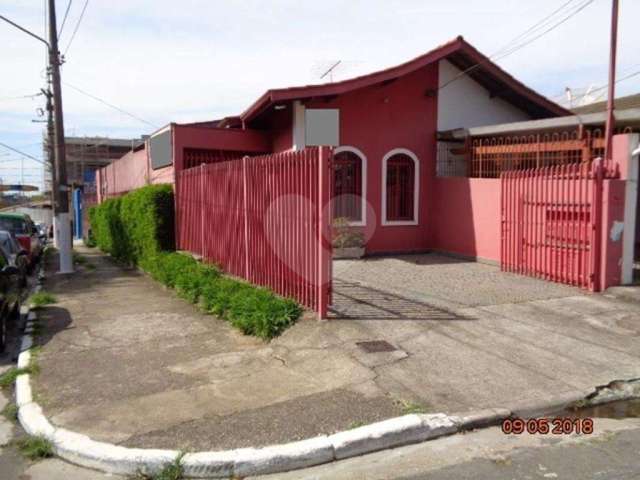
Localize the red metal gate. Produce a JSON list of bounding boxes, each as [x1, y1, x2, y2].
[[501, 161, 604, 291], [175, 147, 332, 317]]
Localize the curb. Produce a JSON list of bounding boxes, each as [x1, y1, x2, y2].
[[12, 272, 640, 477], [11, 313, 494, 479]]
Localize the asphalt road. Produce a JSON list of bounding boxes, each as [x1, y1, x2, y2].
[[256, 417, 640, 480]]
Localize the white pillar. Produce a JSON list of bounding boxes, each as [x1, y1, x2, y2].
[[52, 215, 59, 249], [56, 212, 74, 274]]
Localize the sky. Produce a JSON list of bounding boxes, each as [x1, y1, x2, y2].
[[2, 0, 639, 191]]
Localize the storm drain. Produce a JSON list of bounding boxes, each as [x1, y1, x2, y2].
[[356, 340, 397, 353]]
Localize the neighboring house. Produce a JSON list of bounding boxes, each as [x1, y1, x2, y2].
[[572, 92, 640, 115], [98, 36, 568, 255]]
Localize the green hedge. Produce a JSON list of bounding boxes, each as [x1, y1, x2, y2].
[[88, 184, 174, 264], [89, 185, 300, 339], [143, 252, 301, 339]]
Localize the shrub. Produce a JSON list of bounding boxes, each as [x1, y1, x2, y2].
[[89, 185, 300, 339], [89, 184, 174, 265], [227, 288, 301, 339]]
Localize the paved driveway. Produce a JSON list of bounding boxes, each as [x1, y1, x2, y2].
[[331, 253, 584, 316]]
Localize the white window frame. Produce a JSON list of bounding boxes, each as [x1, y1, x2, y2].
[[334, 146, 367, 226], [382, 148, 420, 226]]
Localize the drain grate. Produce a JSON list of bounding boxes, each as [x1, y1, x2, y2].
[[356, 340, 397, 353]]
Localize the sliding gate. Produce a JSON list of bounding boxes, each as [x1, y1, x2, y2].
[[501, 161, 604, 291]]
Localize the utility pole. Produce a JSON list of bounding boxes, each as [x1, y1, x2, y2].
[[47, 0, 73, 273], [42, 87, 58, 246], [604, 0, 619, 163]]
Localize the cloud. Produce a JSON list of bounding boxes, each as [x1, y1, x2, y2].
[[1, 0, 639, 189]]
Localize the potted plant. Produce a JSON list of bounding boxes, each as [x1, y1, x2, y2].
[[332, 217, 365, 259]]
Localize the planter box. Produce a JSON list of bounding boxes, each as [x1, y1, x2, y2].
[[333, 247, 365, 259]]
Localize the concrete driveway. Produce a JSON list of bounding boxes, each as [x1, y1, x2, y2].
[[31, 249, 640, 454]]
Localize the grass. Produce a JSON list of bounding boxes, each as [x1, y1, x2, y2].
[[16, 436, 54, 460], [396, 399, 429, 415], [73, 252, 88, 265], [0, 349, 40, 389], [0, 366, 36, 390], [348, 420, 366, 429], [73, 252, 96, 271], [1, 402, 18, 421], [132, 453, 185, 480], [28, 292, 57, 308], [43, 246, 57, 260]]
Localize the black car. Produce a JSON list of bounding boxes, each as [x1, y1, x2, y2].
[[0, 247, 21, 352]]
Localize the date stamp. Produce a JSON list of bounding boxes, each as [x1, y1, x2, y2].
[[502, 417, 594, 435]]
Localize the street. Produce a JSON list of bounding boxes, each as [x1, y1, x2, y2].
[[255, 417, 640, 480]]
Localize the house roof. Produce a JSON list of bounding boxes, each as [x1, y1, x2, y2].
[[571, 93, 640, 114], [233, 36, 569, 125]]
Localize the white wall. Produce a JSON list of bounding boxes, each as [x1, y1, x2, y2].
[[437, 60, 531, 131]]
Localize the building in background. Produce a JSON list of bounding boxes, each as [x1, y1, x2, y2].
[[43, 136, 145, 197], [43, 136, 145, 240]]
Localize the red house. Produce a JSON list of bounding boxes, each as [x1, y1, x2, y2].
[[99, 37, 640, 314], [205, 36, 568, 255]]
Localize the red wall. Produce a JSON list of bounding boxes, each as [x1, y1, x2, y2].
[[172, 124, 270, 171], [431, 178, 501, 262], [301, 64, 439, 254]]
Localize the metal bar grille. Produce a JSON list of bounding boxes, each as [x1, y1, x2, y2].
[[175, 147, 332, 316], [501, 160, 603, 291]]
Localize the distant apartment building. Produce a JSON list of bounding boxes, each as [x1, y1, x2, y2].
[[42, 136, 145, 195]]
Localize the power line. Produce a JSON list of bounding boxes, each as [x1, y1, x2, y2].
[[63, 81, 159, 128], [440, 0, 595, 91], [492, 0, 577, 58], [58, 0, 73, 36], [63, 0, 89, 56], [0, 142, 46, 165], [0, 92, 43, 102], [491, 0, 595, 64]]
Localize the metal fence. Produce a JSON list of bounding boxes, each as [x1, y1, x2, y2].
[[438, 128, 636, 178], [501, 161, 603, 291], [175, 147, 332, 317]]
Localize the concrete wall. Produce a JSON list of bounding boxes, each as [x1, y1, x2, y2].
[[431, 178, 501, 262], [436, 60, 531, 131]]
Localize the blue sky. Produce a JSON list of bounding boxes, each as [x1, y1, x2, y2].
[[2, 0, 639, 191]]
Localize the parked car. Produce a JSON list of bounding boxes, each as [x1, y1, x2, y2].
[[0, 213, 43, 264], [0, 230, 29, 287], [0, 247, 21, 352]]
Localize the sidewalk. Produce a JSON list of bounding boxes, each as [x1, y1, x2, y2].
[[32, 246, 640, 453]]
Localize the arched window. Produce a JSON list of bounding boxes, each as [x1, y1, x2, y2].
[[383, 149, 419, 225], [333, 147, 366, 224]]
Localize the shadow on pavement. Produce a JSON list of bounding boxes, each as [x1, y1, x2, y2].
[[329, 279, 473, 321]]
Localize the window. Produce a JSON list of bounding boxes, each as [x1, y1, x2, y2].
[[333, 147, 366, 224], [383, 149, 419, 224]]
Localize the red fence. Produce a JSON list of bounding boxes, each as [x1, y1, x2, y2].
[[501, 161, 603, 291], [176, 147, 332, 317]]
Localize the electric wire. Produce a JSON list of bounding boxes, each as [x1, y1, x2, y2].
[[63, 0, 88, 56]]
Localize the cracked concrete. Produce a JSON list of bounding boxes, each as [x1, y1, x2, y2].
[[30, 248, 640, 451]]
